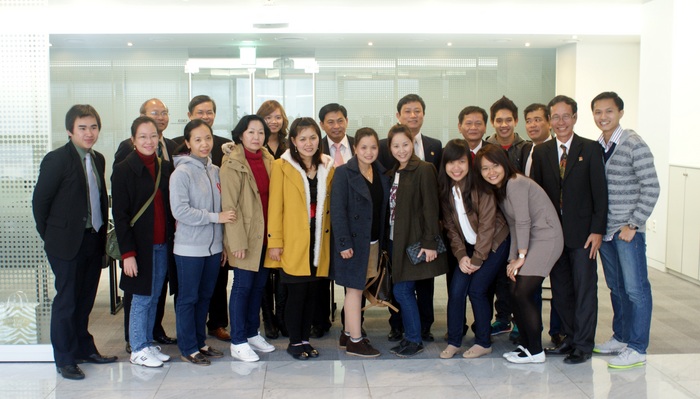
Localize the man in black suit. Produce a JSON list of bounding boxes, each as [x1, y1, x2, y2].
[[33, 105, 117, 380], [312, 103, 355, 338], [530, 95, 608, 364], [379, 94, 442, 342], [114, 98, 178, 352], [173, 95, 233, 342]]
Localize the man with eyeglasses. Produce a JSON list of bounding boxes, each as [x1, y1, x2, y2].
[[530, 95, 607, 365], [113, 98, 179, 354], [114, 98, 178, 165]]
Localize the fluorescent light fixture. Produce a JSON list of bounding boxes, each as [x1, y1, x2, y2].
[[240, 47, 257, 65]]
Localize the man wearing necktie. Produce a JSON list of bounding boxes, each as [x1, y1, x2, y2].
[[530, 95, 607, 365], [315, 103, 355, 338], [33, 105, 117, 380], [114, 98, 179, 352], [379, 94, 442, 343]]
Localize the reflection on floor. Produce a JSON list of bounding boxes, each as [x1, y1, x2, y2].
[[2, 266, 700, 398]]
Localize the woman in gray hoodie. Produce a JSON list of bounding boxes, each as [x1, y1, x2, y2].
[[169, 119, 235, 366]]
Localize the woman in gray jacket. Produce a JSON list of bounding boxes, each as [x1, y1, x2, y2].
[[170, 119, 235, 366]]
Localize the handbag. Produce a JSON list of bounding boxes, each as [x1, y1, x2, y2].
[[0, 291, 38, 344], [362, 250, 398, 312], [106, 158, 162, 260], [405, 235, 447, 265]]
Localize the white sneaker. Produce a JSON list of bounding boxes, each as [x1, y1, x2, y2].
[[504, 346, 545, 364], [130, 348, 163, 368], [594, 337, 627, 354], [247, 333, 276, 353], [148, 346, 171, 362], [230, 343, 260, 362], [608, 347, 646, 369]]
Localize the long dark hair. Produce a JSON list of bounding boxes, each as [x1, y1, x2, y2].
[[473, 144, 518, 203], [288, 117, 322, 172], [438, 139, 475, 213], [173, 119, 212, 156]]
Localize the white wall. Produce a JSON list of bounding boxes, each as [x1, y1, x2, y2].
[[555, 44, 577, 100]]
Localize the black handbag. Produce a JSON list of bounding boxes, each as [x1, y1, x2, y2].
[[362, 250, 398, 312], [405, 235, 447, 265]]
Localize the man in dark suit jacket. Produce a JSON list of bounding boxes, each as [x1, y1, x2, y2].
[[114, 98, 178, 166], [32, 105, 117, 380], [114, 98, 178, 351], [378, 94, 442, 343], [312, 103, 355, 338], [531, 95, 608, 365]]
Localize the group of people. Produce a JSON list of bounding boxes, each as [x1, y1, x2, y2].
[[32, 90, 659, 380]]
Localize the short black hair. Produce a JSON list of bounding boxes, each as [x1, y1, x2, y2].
[[318, 103, 348, 123], [591, 91, 624, 111], [188, 95, 216, 114], [548, 95, 577, 115], [489, 96, 518, 123], [523, 103, 550, 121], [458, 106, 488, 125], [65, 104, 101, 133], [397, 94, 426, 114]]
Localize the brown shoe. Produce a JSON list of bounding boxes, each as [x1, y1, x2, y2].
[[462, 344, 492, 359], [181, 353, 211, 366], [346, 338, 380, 358], [339, 331, 349, 349], [208, 327, 231, 341]]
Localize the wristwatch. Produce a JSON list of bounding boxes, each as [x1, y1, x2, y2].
[[518, 253, 526, 259], [628, 224, 638, 231]]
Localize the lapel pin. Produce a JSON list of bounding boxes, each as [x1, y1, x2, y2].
[[579, 156, 583, 161], [430, 151, 435, 156]]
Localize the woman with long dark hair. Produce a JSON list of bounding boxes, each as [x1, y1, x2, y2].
[[474, 145, 563, 364], [265, 117, 335, 360], [437, 139, 510, 359]]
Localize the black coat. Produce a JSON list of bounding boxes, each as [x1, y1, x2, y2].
[[33, 142, 108, 260], [330, 157, 390, 289], [530, 134, 608, 249], [111, 151, 175, 296]]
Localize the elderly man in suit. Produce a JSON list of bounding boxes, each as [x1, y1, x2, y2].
[[530, 95, 608, 365], [33, 105, 118, 380], [379, 93, 442, 343], [114, 98, 179, 353]]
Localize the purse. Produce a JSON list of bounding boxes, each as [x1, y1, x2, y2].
[[362, 250, 398, 312], [106, 158, 162, 260], [405, 235, 447, 265]]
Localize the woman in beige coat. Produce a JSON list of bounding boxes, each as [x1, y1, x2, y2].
[[221, 115, 276, 362]]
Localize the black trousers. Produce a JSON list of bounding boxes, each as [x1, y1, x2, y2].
[[47, 230, 102, 367], [312, 278, 333, 330], [285, 280, 320, 344], [550, 246, 598, 354], [206, 266, 229, 331]]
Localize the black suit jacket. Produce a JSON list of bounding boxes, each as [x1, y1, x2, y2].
[[378, 133, 442, 170], [172, 134, 231, 167], [530, 134, 608, 249], [321, 135, 355, 158], [33, 142, 109, 260], [114, 136, 178, 167]]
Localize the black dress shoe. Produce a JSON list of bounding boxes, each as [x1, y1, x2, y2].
[[57, 364, 85, 380], [387, 328, 404, 342], [564, 349, 592, 364], [309, 326, 326, 339], [551, 333, 565, 347], [154, 335, 177, 345], [421, 330, 435, 342], [77, 353, 118, 364], [544, 341, 574, 356]]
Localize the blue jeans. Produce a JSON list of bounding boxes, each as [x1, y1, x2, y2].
[[447, 237, 509, 348], [229, 256, 269, 345], [392, 280, 422, 344], [599, 232, 652, 354], [130, 244, 168, 353], [175, 253, 221, 356]]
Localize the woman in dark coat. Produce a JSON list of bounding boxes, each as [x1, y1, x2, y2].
[[330, 128, 390, 358], [385, 124, 448, 358], [112, 116, 175, 367]]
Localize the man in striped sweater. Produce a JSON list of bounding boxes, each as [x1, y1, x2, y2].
[[591, 91, 660, 369]]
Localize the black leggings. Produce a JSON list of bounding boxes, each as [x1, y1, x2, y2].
[[510, 275, 545, 355], [285, 280, 319, 344]]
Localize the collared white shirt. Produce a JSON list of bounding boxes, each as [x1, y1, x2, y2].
[[525, 135, 552, 176], [597, 125, 623, 152], [413, 132, 425, 161], [470, 140, 483, 157], [453, 186, 477, 245], [556, 135, 574, 160], [328, 134, 352, 165]]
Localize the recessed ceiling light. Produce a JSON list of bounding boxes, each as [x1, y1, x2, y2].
[[525, 42, 531, 47], [368, 42, 373, 46], [127, 42, 133, 47], [447, 42, 452, 47]]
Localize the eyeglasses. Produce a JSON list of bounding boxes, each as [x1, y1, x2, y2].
[[149, 111, 169, 117], [551, 114, 574, 122]]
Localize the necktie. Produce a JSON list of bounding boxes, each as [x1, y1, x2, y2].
[[333, 142, 344, 167], [85, 153, 103, 231], [158, 138, 170, 161], [559, 144, 567, 212], [414, 139, 424, 161]]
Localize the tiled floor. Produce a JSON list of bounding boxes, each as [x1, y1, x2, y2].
[[3, 265, 700, 398]]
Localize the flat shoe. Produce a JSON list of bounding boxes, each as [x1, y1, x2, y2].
[[287, 344, 309, 360], [440, 344, 460, 359], [303, 344, 319, 358], [199, 347, 224, 358], [180, 353, 211, 366], [462, 344, 492, 359]]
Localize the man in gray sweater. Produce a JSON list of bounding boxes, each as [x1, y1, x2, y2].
[[591, 91, 660, 369]]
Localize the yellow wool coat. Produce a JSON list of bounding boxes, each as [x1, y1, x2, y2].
[[264, 150, 334, 277], [220, 144, 273, 271]]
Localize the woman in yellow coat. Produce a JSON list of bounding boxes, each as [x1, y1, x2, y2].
[[265, 117, 334, 360]]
